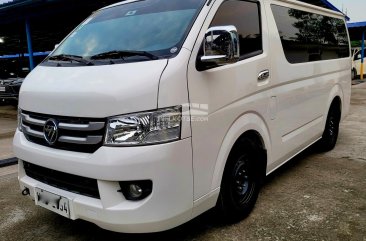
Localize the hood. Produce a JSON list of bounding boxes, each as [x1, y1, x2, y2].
[[19, 60, 168, 118]]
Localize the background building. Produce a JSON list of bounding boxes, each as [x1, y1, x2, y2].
[[348, 22, 366, 47]]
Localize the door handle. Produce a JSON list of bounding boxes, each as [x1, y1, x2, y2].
[[258, 70, 270, 81]]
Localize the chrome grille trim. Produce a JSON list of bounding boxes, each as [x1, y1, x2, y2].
[[22, 113, 104, 131], [21, 111, 106, 153], [58, 122, 105, 131], [22, 113, 46, 126], [22, 124, 44, 138], [58, 136, 103, 145]]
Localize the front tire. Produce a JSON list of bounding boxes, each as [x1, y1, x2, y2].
[[217, 138, 263, 222]]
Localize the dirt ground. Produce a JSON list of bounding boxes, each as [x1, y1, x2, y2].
[[0, 84, 365, 241]]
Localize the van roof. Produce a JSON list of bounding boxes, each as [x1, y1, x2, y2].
[[99, 0, 141, 11], [99, 0, 346, 20], [276, 0, 346, 18]]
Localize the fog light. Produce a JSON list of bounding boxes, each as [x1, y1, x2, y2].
[[118, 180, 153, 201], [129, 184, 143, 199]]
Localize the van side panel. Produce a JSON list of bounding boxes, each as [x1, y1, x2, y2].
[[187, 0, 271, 200], [188, 0, 351, 202], [266, 0, 351, 171]]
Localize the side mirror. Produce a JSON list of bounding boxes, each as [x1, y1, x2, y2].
[[54, 44, 60, 49], [200, 25, 240, 67]]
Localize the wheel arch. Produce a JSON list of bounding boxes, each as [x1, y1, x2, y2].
[[325, 85, 343, 125], [330, 96, 342, 116], [211, 113, 271, 191]]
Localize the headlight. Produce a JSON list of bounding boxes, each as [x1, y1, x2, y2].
[[104, 106, 182, 146], [17, 108, 22, 132]]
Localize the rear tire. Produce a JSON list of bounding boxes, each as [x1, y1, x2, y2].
[[216, 138, 263, 222], [352, 69, 357, 80], [317, 105, 341, 152]]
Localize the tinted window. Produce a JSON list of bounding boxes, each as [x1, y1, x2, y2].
[[210, 0, 262, 58], [271, 5, 350, 64]]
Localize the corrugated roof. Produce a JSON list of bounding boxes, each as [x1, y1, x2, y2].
[[348, 22, 366, 29], [0, 0, 16, 5], [0, 0, 30, 10]]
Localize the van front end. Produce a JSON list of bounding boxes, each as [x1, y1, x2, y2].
[[13, 60, 194, 232], [13, 56, 194, 233], [14, 130, 193, 233], [13, 0, 206, 233]]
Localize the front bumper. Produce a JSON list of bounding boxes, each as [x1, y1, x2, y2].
[[0, 85, 20, 100], [14, 131, 193, 233], [0, 93, 18, 100]]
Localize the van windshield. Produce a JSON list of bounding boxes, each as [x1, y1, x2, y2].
[[46, 0, 205, 65]]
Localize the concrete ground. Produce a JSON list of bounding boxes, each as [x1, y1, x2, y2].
[[0, 104, 17, 160], [0, 84, 365, 241]]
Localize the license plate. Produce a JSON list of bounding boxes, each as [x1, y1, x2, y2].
[[0, 86, 5, 92], [35, 188, 70, 218]]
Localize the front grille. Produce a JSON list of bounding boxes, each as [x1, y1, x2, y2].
[[21, 111, 106, 153], [23, 161, 100, 199]]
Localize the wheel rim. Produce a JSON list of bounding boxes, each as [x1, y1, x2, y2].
[[231, 155, 255, 205], [329, 117, 335, 137], [327, 112, 339, 142]]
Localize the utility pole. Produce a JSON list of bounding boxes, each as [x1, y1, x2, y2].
[[361, 30, 365, 80]]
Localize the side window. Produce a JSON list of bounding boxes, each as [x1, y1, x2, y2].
[[210, 0, 262, 59], [271, 5, 350, 64]]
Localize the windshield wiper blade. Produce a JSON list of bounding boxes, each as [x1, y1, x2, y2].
[[49, 54, 94, 66], [90, 50, 159, 60]]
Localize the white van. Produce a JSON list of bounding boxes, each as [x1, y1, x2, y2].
[[14, 0, 351, 233], [352, 49, 365, 79]]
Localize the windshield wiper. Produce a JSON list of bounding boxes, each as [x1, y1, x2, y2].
[[49, 54, 94, 66], [90, 50, 159, 60]]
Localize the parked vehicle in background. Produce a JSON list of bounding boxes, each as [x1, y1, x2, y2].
[[14, 0, 351, 233], [0, 60, 25, 105], [0, 77, 24, 104], [352, 49, 366, 79]]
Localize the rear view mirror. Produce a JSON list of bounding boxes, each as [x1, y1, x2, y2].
[[200, 25, 240, 69]]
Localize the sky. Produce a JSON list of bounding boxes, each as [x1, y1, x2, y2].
[[329, 0, 366, 23], [0, 0, 365, 23]]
